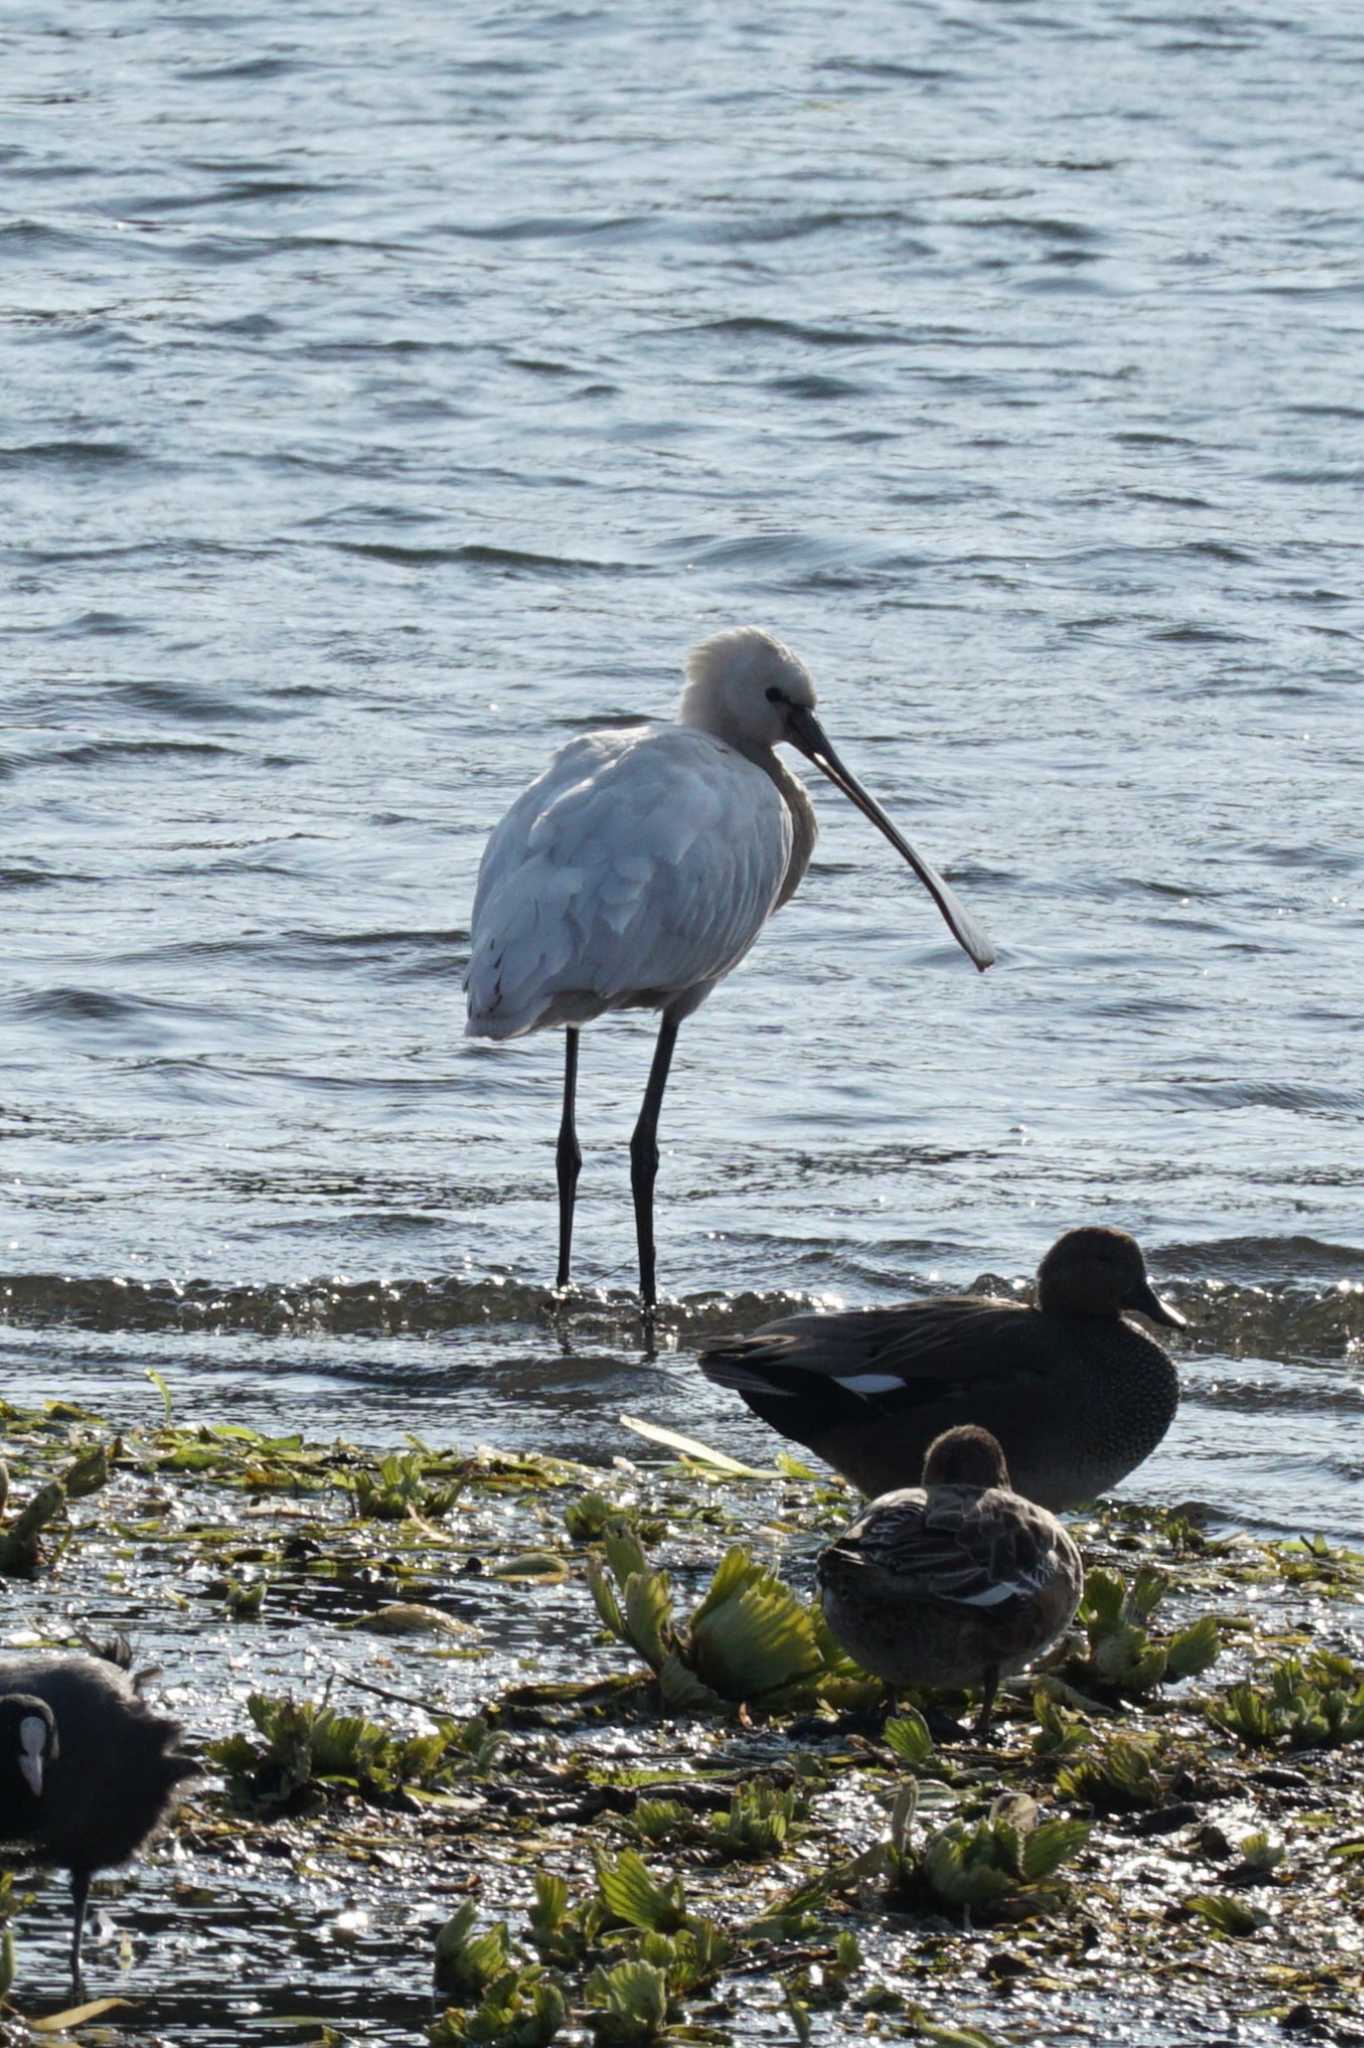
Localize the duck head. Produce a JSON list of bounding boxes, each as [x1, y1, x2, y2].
[[922, 1423, 1012, 1491], [1037, 1227, 1186, 1329]]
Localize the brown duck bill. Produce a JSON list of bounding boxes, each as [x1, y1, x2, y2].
[[1130, 1276, 1187, 1329], [785, 704, 996, 973]]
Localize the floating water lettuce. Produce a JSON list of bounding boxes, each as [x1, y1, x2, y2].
[[1207, 1650, 1364, 1751], [349, 1450, 463, 1520], [210, 1691, 501, 1812], [1064, 1566, 1222, 1699], [587, 1530, 870, 1713], [1055, 1729, 1171, 1812], [886, 1784, 1090, 1921]]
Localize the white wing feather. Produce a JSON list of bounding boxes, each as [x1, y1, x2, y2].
[[466, 726, 794, 1039]]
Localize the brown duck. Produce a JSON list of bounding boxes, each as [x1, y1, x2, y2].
[[817, 1424, 1085, 1738], [700, 1226, 1184, 1510]]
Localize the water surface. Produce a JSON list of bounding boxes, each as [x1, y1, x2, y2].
[[2, 0, 1363, 2021]]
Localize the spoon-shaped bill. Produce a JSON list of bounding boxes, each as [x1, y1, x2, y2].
[[786, 705, 996, 972]]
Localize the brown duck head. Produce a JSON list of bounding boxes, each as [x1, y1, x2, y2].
[[921, 1423, 1012, 1491], [1036, 1226, 1186, 1329]]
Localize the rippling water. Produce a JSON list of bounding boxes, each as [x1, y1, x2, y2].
[[5, 0, 1363, 1557]]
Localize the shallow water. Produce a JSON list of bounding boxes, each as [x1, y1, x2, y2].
[[2, 0, 1364, 2028], [6, 0, 1363, 1517]]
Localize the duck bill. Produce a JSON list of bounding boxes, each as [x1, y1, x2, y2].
[[19, 1752, 43, 1796], [785, 705, 996, 971], [1130, 1277, 1187, 1330]]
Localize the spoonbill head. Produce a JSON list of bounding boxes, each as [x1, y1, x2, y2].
[[465, 626, 994, 1307]]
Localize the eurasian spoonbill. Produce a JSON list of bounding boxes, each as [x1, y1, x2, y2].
[[465, 626, 994, 1307]]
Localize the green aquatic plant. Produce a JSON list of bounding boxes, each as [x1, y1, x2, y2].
[[430, 1910, 568, 2048], [1269, 1533, 1364, 1595], [592, 1857, 734, 1987], [903, 2013, 1012, 2048], [584, 1958, 671, 2047], [430, 1972, 567, 2048], [1181, 1892, 1267, 1938], [1055, 1729, 1170, 1812], [780, 1927, 863, 2037], [224, 1577, 266, 1620], [349, 1450, 463, 1520], [0, 1478, 66, 1576], [435, 1902, 518, 2003], [565, 1491, 633, 1543], [886, 1785, 1090, 1921], [61, 1440, 113, 1501], [0, 1434, 115, 1559], [883, 1710, 937, 1770], [587, 1531, 860, 1713], [1029, 1692, 1093, 1761], [525, 1869, 615, 1972], [450, 1859, 732, 2048], [210, 1691, 500, 1813], [707, 1780, 802, 1861], [1064, 1566, 1222, 1699], [744, 1841, 886, 1944], [638, 1922, 733, 1998], [595, 1852, 690, 1937], [1230, 1828, 1285, 1877], [629, 1799, 692, 1846], [583, 1926, 733, 2046], [1206, 1650, 1364, 1751]]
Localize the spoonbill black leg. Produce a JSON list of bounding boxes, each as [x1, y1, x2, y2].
[[630, 1017, 679, 1309], [555, 1027, 582, 1290]]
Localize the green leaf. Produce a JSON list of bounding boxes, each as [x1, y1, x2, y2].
[[922, 1827, 1017, 1910], [906, 2010, 1011, 2048], [632, 1799, 689, 1844], [490, 1551, 569, 1584], [1080, 1567, 1126, 1627], [434, 1901, 516, 2000], [1166, 1613, 1222, 1679], [688, 1569, 823, 1702], [594, 1852, 688, 1935], [1183, 1892, 1264, 1937], [349, 1602, 473, 1637], [29, 1999, 133, 2033], [584, 1956, 671, 2043], [622, 1570, 674, 1671], [655, 1651, 723, 1713], [586, 1558, 625, 1638], [688, 1546, 763, 1629], [1020, 1818, 1091, 1881], [602, 1525, 652, 1589], [884, 1711, 935, 1769], [531, 1872, 569, 1932]]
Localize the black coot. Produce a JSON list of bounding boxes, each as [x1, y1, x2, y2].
[[0, 1651, 197, 1990]]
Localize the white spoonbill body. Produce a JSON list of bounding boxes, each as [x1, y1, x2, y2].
[[465, 626, 994, 1307]]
